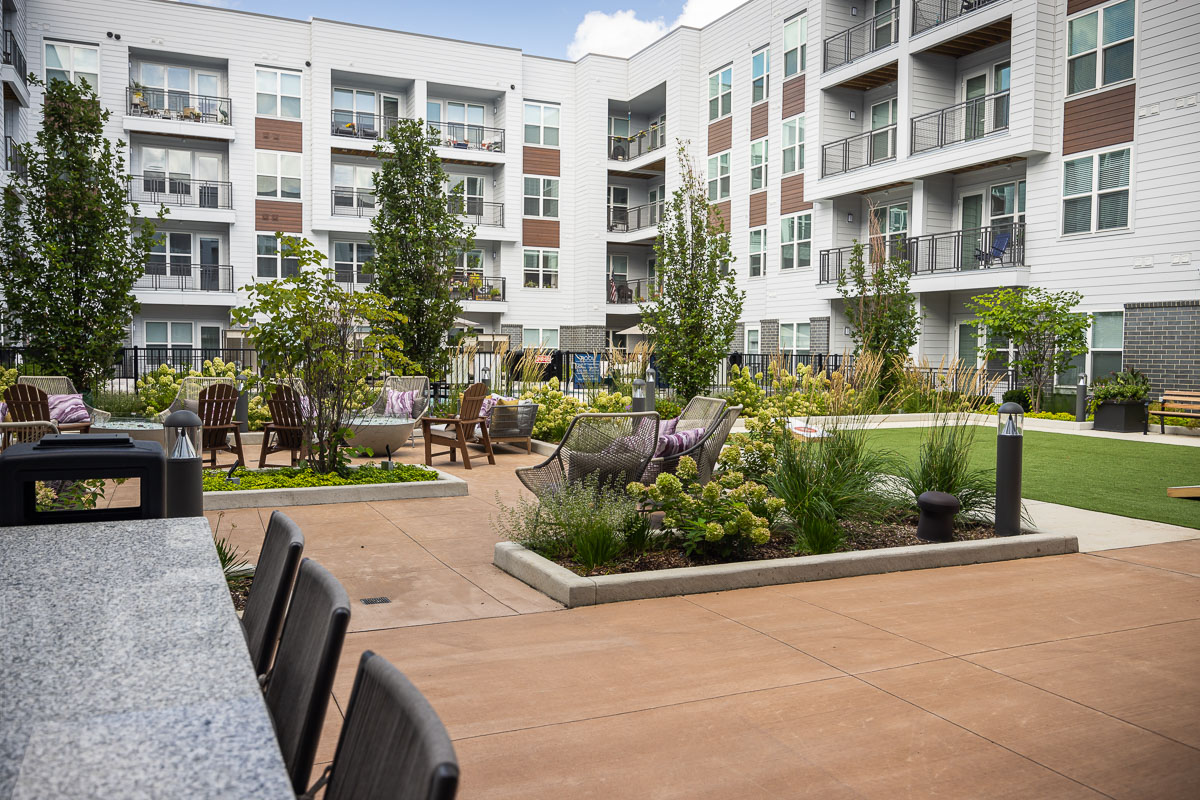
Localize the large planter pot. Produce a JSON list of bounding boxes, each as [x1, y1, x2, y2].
[[1093, 400, 1147, 433]]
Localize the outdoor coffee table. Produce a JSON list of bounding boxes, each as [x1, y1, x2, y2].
[[0, 518, 293, 798], [89, 416, 167, 448], [348, 415, 417, 456]]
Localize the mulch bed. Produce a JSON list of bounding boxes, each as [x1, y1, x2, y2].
[[228, 576, 253, 612]]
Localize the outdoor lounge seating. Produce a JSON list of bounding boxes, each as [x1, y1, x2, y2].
[[355, 375, 431, 454], [516, 411, 659, 499], [198, 382, 245, 466], [644, 402, 741, 486], [421, 381, 495, 469], [484, 401, 539, 453], [259, 384, 306, 468], [1147, 390, 1200, 434], [975, 231, 1012, 267], [17, 376, 112, 425], [3, 385, 92, 444], [0, 419, 57, 451], [155, 376, 235, 422], [241, 511, 305, 679]]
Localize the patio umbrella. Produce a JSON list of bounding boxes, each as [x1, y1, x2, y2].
[[617, 324, 651, 336]]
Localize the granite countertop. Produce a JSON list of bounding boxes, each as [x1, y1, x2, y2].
[[0, 518, 293, 799]]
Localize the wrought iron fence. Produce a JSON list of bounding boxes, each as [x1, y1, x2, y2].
[[451, 274, 506, 302], [330, 110, 399, 140], [605, 276, 656, 304], [823, 8, 900, 71], [331, 187, 377, 217], [2, 30, 26, 86], [4, 135, 24, 178], [126, 86, 231, 125], [908, 224, 1025, 273], [136, 264, 235, 293], [607, 202, 664, 233], [911, 91, 1010, 154], [448, 197, 504, 227]]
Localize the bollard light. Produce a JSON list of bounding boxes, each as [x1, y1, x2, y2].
[[1075, 372, 1088, 422], [164, 409, 204, 518], [235, 378, 250, 433], [631, 378, 647, 413], [480, 364, 491, 389], [644, 366, 657, 413], [995, 401, 1024, 536]]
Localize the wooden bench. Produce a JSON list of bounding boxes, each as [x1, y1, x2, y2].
[[1146, 391, 1200, 434]]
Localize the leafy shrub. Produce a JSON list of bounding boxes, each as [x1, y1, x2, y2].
[[0, 366, 17, 397], [895, 415, 995, 522], [519, 378, 586, 442], [1002, 387, 1031, 411], [92, 388, 145, 416], [654, 397, 682, 420], [718, 428, 778, 483], [203, 463, 436, 491], [588, 389, 631, 413], [35, 478, 118, 511], [1092, 368, 1151, 403], [136, 357, 265, 421]]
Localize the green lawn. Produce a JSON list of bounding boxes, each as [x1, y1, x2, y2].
[[865, 427, 1200, 530]]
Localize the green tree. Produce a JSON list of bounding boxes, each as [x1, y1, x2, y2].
[[369, 118, 475, 379], [966, 287, 1090, 413], [231, 235, 407, 475], [640, 144, 742, 400], [0, 77, 161, 392]]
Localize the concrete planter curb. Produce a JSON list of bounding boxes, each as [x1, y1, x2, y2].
[[494, 531, 1079, 608], [530, 439, 560, 457], [203, 468, 467, 510]]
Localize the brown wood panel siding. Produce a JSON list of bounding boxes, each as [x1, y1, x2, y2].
[[1067, 0, 1109, 14], [523, 218, 560, 247], [707, 116, 733, 155], [748, 191, 767, 228], [781, 76, 806, 119], [523, 146, 560, 176], [709, 200, 732, 232], [255, 118, 303, 153], [1063, 84, 1136, 156], [780, 174, 812, 215], [750, 102, 769, 141], [255, 199, 302, 232]]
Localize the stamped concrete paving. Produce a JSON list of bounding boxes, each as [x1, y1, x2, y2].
[[207, 445, 1200, 798]]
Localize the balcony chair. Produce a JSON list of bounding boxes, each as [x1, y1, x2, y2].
[[516, 411, 659, 500], [241, 510, 305, 679], [197, 382, 245, 467], [421, 381, 494, 469], [259, 383, 307, 468], [975, 231, 1012, 267], [17, 376, 112, 425]]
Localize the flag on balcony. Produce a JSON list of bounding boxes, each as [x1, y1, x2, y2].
[[608, 276, 618, 303]]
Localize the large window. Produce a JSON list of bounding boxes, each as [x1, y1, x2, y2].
[[523, 328, 559, 349], [256, 152, 301, 200], [523, 176, 560, 217], [146, 321, 194, 352], [749, 228, 766, 278], [332, 241, 374, 284], [524, 103, 560, 146], [780, 323, 811, 356], [140, 146, 199, 194], [256, 235, 299, 279], [708, 66, 732, 121], [782, 116, 805, 174], [783, 14, 807, 77], [1067, 0, 1135, 96], [1063, 148, 1130, 234], [744, 326, 760, 355], [147, 232, 193, 277], [707, 152, 730, 201], [752, 48, 770, 104], [750, 140, 768, 190], [1060, 311, 1124, 385], [45, 42, 99, 88], [332, 163, 378, 211], [523, 249, 559, 289], [256, 68, 302, 118], [780, 213, 812, 270]]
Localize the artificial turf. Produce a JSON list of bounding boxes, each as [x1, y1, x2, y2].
[[865, 427, 1200, 530]]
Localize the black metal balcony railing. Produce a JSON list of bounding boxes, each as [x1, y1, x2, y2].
[[911, 91, 1010, 154], [608, 122, 668, 161], [448, 197, 504, 227], [823, 8, 900, 72], [330, 110, 399, 140], [137, 263, 234, 292], [331, 187, 376, 217], [821, 124, 897, 177], [607, 202, 664, 233], [127, 175, 233, 209], [2, 30, 26, 86], [4, 135, 24, 178], [606, 277, 656, 305], [818, 223, 1025, 283], [127, 86, 231, 125], [912, 0, 1005, 35], [335, 268, 375, 286], [451, 273, 506, 302], [426, 120, 505, 153]]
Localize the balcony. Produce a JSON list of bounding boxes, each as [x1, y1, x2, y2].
[[821, 126, 896, 177], [818, 223, 1025, 283], [451, 273, 506, 302], [823, 9, 900, 72], [330, 110, 398, 141], [426, 121, 504, 153], [127, 87, 231, 125], [448, 197, 504, 227], [136, 263, 234, 293], [127, 175, 233, 210], [608, 122, 668, 161], [912, 0, 1005, 35], [2, 29, 25, 87], [4, 135, 24, 178], [606, 276, 655, 305], [331, 187, 376, 217], [911, 91, 1009, 154], [607, 202, 664, 233]]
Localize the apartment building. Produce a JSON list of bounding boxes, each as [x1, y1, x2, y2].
[[4, 0, 1198, 389]]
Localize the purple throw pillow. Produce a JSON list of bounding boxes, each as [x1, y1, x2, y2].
[[655, 425, 704, 458], [299, 395, 315, 420], [384, 388, 418, 418], [48, 394, 90, 424], [0, 401, 7, 421], [659, 416, 678, 438]]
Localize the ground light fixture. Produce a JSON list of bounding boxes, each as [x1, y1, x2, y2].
[[165, 408, 203, 518], [632, 377, 647, 413], [644, 366, 657, 413], [995, 401, 1024, 536], [480, 364, 491, 388], [1076, 372, 1088, 422]]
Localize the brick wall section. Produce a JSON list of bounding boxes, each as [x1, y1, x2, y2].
[[731, 322, 745, 354], [501, 324, 523, 350], [809, 316, 830, 356], [759, 319, 779, 353], [1122, 301, 1200, 392], [560, 325, 606, 351]]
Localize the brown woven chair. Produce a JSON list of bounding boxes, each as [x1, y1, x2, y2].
[[198, 382, 245, 467], [259, 384, 306, 468], [644, 404, 742, 486], [483, 402, 539, 454], [3, 385, 92, 446], [641, 396, 728, 484], [516, 412, 659, 500], [421, 381, 494, 469]]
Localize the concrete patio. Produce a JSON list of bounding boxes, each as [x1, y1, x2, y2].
[[206, 444, 1200, 799]]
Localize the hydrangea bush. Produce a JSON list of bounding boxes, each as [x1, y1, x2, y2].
[[136, 359, 270, 429]]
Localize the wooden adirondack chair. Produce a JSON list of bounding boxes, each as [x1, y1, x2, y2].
[[259, 384, 306, 468], [420, 381, 494, 469], [4, 383, 92, 435], [198, 382, 245, 467]]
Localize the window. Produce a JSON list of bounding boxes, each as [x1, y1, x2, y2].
[[744, 326, 760, 355], [782, 116, 805, 174], [332, 163, 378, 211], [456, 249, 484, 276], [750, 140, 768, 190], [780, 213, 812, 270], [871, 202, 908, 258], [1060, 311, 1124, 385], [1067, 0, 1135, 96], [783, 14, 807, 77], [256, 152, 301, 200], [780, 323, 811, 356], [448, 175, 485, 217], [146, 321, 193, 352], [1062, 148, 1130, 234], [524, 103, 560, 146], [332, 88, 376, 128], [523, 249, 559, 289], [138, 63, 194, 113], [140, 146, 199, 195], [256, 235, 299, 279], [708, 67, 732, 121], [989, 180, 1026, 229], [707, 152, 730, 201], [45, 42, 99, 88], [332, 241, 374, 284], [523, 328, 559, 349], [607, 254, 628, 278], [523, 176, 560, 217], [147, 232, 192, 277], [256, 68, 302, 118], [749, 228, 765, 278], [609, 117, 630, 139], [752, 48, 769, 103]]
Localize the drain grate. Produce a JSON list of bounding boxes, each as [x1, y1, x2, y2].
[[360, 596, 391, 605]]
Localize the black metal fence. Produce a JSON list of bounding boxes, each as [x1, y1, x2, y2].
[[2, 29, 26, 87], [607, 202, 664, 233], [823, 8, 899, 71], [911, 91, 1010, 155], [608, 123, 668, 161], [126, 87, 231, 125], [127, 175, 234, 210], [912, 0, 1003, 35]]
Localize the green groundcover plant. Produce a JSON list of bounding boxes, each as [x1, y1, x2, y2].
[[204, 463, 437, 492]]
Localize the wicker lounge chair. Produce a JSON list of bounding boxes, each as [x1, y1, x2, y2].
[[483, 402, 539, 454], [155, 376, 235, 422], [641, 396, 728, 484], [17, 376, 112, 425], [0, 419, 58, 451], [355, 375, 430, 453], [198, 382, 246, 466], [421, 381, 494, 469], [260, 384, 306, 468], [516, 411, 659, 499], [644, 404, 742, 486]]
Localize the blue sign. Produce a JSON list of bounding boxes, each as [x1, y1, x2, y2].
[[572, 353, 601, 387]]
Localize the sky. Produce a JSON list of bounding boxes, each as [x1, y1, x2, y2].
[[171, 0, 746, 60]]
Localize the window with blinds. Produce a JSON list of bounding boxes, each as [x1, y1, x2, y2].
[[1067, 0, 1135, 97], [1062, 148, 1129, 234]]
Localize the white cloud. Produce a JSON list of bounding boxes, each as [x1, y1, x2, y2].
[[567, 0, 742, 59]]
